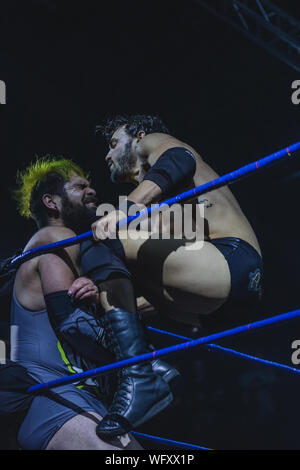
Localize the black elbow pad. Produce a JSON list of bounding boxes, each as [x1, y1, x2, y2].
[[143, 147, 196, 195]]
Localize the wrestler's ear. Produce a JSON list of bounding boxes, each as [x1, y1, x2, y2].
[[42, 194, 60, 213], [135, 130, 146, 143]]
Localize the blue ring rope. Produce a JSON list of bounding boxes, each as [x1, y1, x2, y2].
[[131, 431, 212, 450], [147, 326, 300, 377], [27, 308, 300, 393], [13, 141, 300, 449], [9, 141, 300, 269]]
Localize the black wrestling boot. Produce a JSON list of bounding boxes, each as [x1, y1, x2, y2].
[[151, 356, 180, 384], [138, 321, 182, 390], [150, 353, 183, 407], [96, 308, 173, 438]]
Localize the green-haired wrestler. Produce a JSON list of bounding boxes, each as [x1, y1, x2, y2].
[[11, 156, 173, 449]]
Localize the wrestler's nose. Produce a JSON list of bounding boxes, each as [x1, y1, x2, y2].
[[105, 152, 112, 164], [86, 186, 97, 197]]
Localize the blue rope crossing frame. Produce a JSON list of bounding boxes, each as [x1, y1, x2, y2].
[[147, 326, 300, 377], [27, 308, 300, 394], [8, 141, 300, 270], [13, 140, 300, 448]]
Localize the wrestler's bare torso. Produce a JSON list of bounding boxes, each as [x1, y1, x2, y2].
[[135, 133, 261, 255]]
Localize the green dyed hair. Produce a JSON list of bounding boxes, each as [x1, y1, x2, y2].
[[15, 156, 88, 226]]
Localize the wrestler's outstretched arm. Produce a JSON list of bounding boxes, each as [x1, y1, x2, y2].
[[92, 144, 196, 241]]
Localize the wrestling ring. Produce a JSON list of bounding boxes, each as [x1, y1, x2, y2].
[[6, 141, 300, 450]]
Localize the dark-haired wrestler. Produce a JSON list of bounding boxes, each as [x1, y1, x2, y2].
[[11, 157, 173, 448], [92, 115, 263, 329]]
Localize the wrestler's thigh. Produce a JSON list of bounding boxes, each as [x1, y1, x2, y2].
[[123, 234, 231, 315], [18, 384, 142, 451], [162, 240, 231, 299], [46, 412, 142, 450]]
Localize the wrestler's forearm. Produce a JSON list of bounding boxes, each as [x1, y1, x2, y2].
[[39, 253, 105, 362], [44, 290, 106, 363]]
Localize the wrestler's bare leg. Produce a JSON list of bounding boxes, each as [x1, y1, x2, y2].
[[120, 231, 231, 326], [46, 412, 142, 450]]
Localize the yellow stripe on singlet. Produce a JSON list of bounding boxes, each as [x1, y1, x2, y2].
[[57, 340, 84, 389]]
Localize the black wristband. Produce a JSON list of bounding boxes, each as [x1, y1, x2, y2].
[[44, 290, 77, 331]]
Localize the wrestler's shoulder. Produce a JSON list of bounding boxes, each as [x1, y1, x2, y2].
[[142, 133, 202, 162], [142, 133, 183, 149], [24, 226, 76, 251]]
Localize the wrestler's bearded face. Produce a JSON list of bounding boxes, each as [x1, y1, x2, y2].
[[60, 176, 99, 234], [60, 195, 97, 234], [106, 127, 138, 182], [109, 140, 136, 182]]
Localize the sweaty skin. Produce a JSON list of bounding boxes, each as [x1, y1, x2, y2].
[[95, 127, 262, 326]]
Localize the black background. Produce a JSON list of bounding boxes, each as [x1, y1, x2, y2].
[[0, 0, 300, 450]]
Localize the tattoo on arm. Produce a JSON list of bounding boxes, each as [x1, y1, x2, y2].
[[198, 199, 214, 208]]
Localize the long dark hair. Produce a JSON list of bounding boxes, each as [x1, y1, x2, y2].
[[96, 114, 169, 142]]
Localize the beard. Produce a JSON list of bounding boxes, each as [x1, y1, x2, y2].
[[110, 140, 136, 182], [60, 194, 98, 234]]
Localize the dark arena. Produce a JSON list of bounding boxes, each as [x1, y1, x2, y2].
[[0, 0, 300, 456]]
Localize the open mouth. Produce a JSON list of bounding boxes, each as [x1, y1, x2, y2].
[[85, 200, 98, 207]]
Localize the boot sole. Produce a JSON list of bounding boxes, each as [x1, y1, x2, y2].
[[97, 391, 174, 439], [161, 368, 180, 383], [134, 390, 173, 429], [167, 375, 183, 408]]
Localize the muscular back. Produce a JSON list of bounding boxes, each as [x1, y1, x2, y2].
[[192, 156, 260, 253], [139, 133, 261, 255]]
